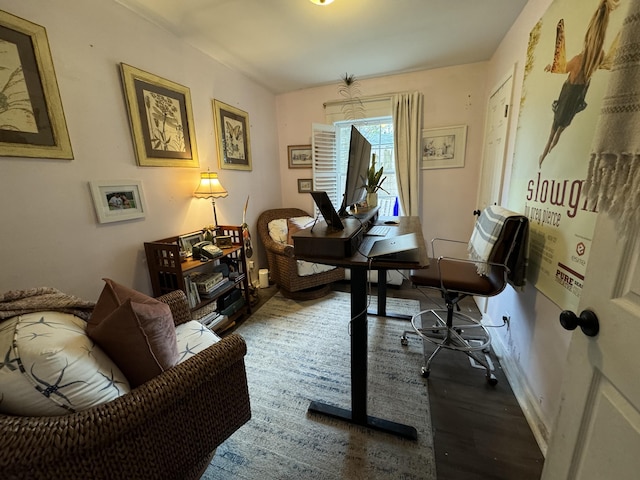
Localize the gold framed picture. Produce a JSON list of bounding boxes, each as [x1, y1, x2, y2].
[[213, 99, 252, 171], [0, 10, 73, 159], [120, 63, 199, 167]]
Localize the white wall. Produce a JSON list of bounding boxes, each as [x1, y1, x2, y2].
[[483, 0, 571, 452], [0, 0, 282, 301], [275, 63, 490, 244]]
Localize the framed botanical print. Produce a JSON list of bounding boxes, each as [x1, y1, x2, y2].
[[120, 63, 199, 167], [213, 99, 252, 171], [0, 10, 73, 159]]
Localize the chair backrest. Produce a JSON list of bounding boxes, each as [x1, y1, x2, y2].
[[470, 206, 529, 288]]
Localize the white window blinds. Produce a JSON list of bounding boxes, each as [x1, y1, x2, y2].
[[311, 123, 339, 209]]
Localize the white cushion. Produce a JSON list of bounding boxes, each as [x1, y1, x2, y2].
[[175, 320, 220, 363], [0, 312, 130, 416], [268, 218, 288, 244], [296, 260, 337, 276], [288, 215, 315, 231]]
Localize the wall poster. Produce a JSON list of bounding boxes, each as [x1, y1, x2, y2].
[[508, 0, 628, 311]]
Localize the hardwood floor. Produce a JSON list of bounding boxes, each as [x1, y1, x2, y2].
[[232, 280, 545, 479]]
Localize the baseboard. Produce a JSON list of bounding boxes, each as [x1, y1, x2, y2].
[[486, 317, 550, 457]]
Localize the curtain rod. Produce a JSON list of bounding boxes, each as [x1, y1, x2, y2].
[[323, 92, 407, 109]]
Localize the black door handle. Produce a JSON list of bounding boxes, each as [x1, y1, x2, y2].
[[559, 310, 599, 337]]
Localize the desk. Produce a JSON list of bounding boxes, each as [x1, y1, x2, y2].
[[294, 216, 429, 439]]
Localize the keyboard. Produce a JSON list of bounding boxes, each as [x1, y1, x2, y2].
[[366, 225, 391, 236], [358, 236, 377, 256]]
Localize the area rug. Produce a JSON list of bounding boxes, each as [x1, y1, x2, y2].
[[202, 291, 436, 480]]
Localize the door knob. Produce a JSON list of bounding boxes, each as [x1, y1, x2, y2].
[[559, 310, 599, 337]]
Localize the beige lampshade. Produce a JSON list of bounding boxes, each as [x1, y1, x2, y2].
[[193, 171, 228, 199], [309, 0, 334, 5]]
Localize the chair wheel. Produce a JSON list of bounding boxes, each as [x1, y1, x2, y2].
[[421, 367, 430, 378], [400, 337, 409, 346], [487, 374, 498, 386]]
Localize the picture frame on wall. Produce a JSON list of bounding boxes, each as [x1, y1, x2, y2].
[[288, 144, 312, 168], [297, 178, 313, 193], [421, 125, 467, 170], [213, 99, 252, 171], [120, 63, 199, 167], [0, 11, 73, 159], [89, 180, 147, 224]]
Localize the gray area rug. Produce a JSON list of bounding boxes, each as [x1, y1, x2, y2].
[[203, 291, 436, 480]]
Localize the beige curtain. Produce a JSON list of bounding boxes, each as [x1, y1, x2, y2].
[[585, 0, 640, 237], [392, 92, 423, 216]]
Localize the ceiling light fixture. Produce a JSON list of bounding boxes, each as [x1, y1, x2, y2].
[[309, 0, 334, 5]]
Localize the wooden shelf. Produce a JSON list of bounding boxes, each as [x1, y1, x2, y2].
[[144, 225, 251, 332]]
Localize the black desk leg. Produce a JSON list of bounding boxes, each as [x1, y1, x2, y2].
[[308, 267, 417, 440], [367, 269, 412, 321]]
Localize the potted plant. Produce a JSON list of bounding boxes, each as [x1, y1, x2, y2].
[[364, 153, 388, 207]]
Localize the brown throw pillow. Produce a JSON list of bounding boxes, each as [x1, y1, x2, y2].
[[87, 278, 179, 387]]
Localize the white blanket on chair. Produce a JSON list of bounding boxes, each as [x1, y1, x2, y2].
[[468, 205, 520, 276]]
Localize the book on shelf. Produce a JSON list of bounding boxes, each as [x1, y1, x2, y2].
[[191, 271, 225, 294], [199, 278, 232, 298], [184, 276, 201, 308]]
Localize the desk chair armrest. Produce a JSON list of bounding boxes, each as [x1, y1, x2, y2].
[[430, 237, 467, 259]]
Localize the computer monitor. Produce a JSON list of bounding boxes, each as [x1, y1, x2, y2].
[[338, 125, 371, 217]]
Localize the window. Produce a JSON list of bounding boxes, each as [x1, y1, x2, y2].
[[335, 118, 397, 216], [312, 117, 398, 216]]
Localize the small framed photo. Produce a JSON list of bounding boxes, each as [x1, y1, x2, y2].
[[89, 180, 147, 224], [213, 99, 252, 171], [179, 232, 205, 257], [120, 63, 199, 167], [288, 145, 312, 168], [0, 11, 73, 159], [421, 125, 467, 170], [297, 178, 313, 193]]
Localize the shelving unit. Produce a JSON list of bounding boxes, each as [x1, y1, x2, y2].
[[144, 225, 251, 332]]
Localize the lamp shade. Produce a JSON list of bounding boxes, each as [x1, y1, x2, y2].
[[309, 0, 334, 5], [193, 171, 228, 199]]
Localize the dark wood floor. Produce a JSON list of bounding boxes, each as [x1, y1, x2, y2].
[[231, 280, 545, 480]]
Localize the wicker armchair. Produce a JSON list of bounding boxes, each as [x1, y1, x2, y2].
[[0, 290, 251, 480], [257, 208, 344, 300]]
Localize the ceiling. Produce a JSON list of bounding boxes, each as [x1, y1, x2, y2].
[[115, 0, 528, 95]]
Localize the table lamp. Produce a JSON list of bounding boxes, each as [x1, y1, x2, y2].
[[193, 170, 228, 235]]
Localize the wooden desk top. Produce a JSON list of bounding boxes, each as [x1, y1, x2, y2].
[[296, 215, 429, 270]]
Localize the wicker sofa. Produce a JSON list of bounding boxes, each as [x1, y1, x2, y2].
[[257, 208, 344, 299], [0, 289, 251, 480]]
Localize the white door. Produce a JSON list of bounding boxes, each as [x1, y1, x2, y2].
[[475, 68, 514, 313], [476, 67, 514, 211], [541, 213, 640, 479]]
